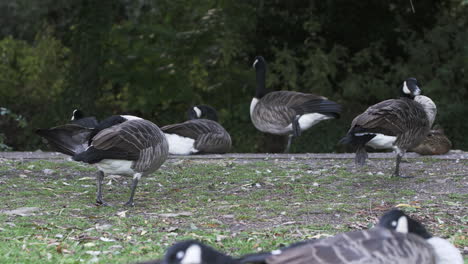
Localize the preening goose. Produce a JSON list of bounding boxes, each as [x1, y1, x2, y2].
[[162, 105, 231, 155], [70, 109, 99, 128], [378, 209, 463, 264], [36, 115, 168, 206], [251, 56, 342, 153], [340, 78, 436, 177]]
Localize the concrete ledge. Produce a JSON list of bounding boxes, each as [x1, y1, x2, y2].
[[1, 151, 466, 161]]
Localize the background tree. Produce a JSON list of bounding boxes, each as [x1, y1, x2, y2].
[[0, 0, 466, 152]]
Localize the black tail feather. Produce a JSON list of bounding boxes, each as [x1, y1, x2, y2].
[[72, 146, 139, 164], [35, 125, 92, 156]]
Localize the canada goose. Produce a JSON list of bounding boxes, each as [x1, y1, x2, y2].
[[157, 224, 435, 264], [162, 105, 231, 155], [340, 78, 436, 177], [251, 56, 342, 153], [36, 115, 168, 206], [378, 209, 463, 264], [410, 127, 451, 155]]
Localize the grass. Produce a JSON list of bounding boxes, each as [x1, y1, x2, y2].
[[0, 157, 466, 263]]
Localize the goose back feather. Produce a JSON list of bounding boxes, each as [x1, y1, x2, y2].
[[162, 119, 231, 154], [251, 91, 341, 135]]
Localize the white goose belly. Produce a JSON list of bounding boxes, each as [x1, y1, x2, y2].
[[164, 133, 199, 155], [365, 133, 396, 149], [96, 159, 136, 175]]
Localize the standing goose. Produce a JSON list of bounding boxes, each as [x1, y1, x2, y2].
[[378, 209, 463, 264], [162, 105, 231, 155], [340, 78, 436, 177], [36, 115, 168, 206], [251, 56, 342, 153]]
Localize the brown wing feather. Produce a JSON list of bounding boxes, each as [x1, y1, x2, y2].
[[266, 228, 435, 264], [350, 98, 429, 137]]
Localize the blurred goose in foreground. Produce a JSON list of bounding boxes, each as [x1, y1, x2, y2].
[[251, 56, 342, 153], [378, 209, 463, 264], [162, 105, 231, 155], [409, 127, 451, 155], [340, 77, 436, 177], [142, 209, 458, 264], [70, 109, 99, 128], [36, 115, 168, 206]]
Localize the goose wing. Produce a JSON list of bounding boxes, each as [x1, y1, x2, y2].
[[259, 91, 341, 118], [161, 119, 224, 139], [87, 119, 163, 161], [263, 228, 435, 264], [71, 117, 99, 128], [36, 124, 93, 156], [162, 120, 231, 153], [349, 98, 428, 136]]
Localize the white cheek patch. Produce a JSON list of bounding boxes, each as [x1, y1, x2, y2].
[[120, 115, 143, 121], [181, 244, 202, 264], [176, 251, 185, 259], [193, 107, 202, 118], [71, 109, 78, 120], [252, 59, 259, 68], [402, 81, 411, 94], [395, 216, 409, 233], [271, 249, 282, 255]]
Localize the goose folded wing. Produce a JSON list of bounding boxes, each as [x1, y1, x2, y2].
[[290, 99, 342, 117], [194, 132, 231, 153], [161, 120, 214, 140], [89, 121, 156, 160], [264, 228, 431, 264], [36, 124, 93, 156], [350, 99, 416, 136], [71, 116, 99, 128]]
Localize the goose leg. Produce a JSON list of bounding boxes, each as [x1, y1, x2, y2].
[[284, 135, 293, 153], [393, 151, 413, 178], [96, 171, 110, 206], [292, 115, 301, 137], [124, 173, 142, 207]]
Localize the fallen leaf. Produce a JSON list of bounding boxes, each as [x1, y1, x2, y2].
[[116, 211, 128, 218], [100, 237, 116, 242], [158, 212, 192, 218], [1, 207, 40, 216]]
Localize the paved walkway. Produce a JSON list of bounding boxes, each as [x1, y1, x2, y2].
[[1, 151, 466, 160]]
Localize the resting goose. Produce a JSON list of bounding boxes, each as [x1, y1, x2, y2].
[[340, 78, 436, 177], [154, 220, 435, 264], [36, 115, 168, 206], [251, 56, 342, 153], [410, 127, 451, 155], [162, 105, 231, 155], [378, 209, 463, 264]]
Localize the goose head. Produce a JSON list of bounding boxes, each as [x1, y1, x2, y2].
[[71, 109, 84, 121], [162, 240, 235, 264], [378, 209, 432, 239], [401, 77, 422, 99], [187, 105, 219, 122]]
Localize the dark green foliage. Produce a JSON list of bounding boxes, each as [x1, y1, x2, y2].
[[0, 0, 467, 151]]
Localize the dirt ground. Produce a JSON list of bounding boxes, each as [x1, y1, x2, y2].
[[0, 151, 467, 261]]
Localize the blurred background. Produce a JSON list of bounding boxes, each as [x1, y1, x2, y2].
[[0, 0, 467, 153]]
